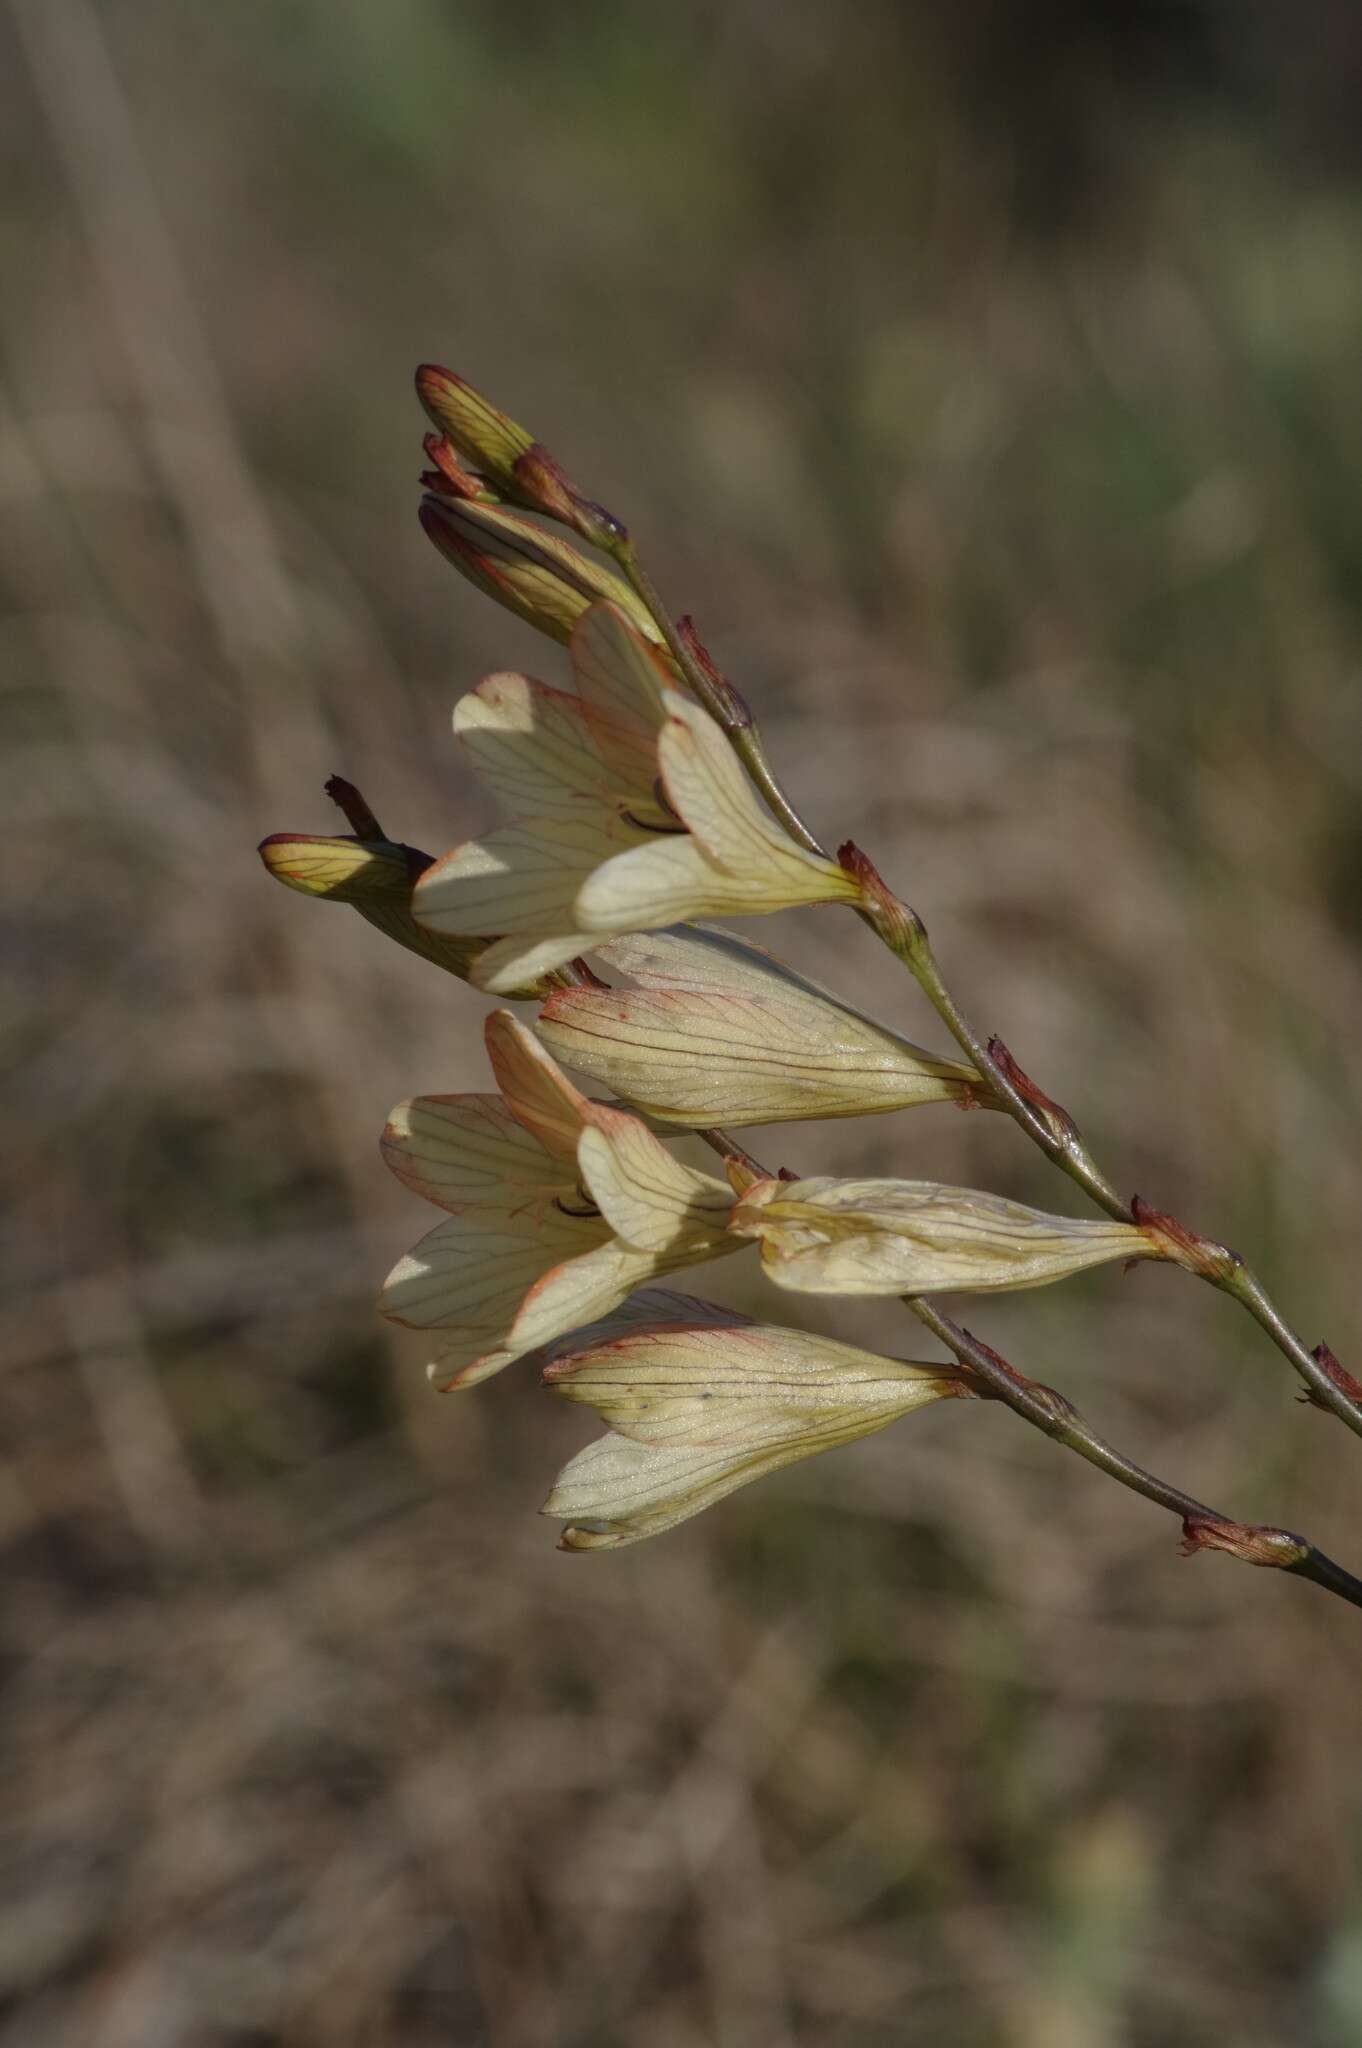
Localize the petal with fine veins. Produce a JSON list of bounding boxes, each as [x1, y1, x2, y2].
[[732, 1176, 1155, 1297], [575, 1107, 733, 1253], [415, 813, 648, 939], [381, 1094, 568, 1210], [454, 673, 616, 820], [380, 1204, 606, 1332], [484, 1009, 592, 1162], [568, 602, 671, 740], [542, 1321, 967, 1547], [657, 694, 858, 901]]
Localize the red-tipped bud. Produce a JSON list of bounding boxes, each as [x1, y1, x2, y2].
[[415, 365, 625, 547]]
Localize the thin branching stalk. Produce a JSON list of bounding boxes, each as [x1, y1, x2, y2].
[[612, 535, 1362, 1442], [691, 1124, 1362, 1610]]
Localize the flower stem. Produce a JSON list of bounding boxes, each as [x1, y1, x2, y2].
[[863, 896, 1362, 1440], [904, 1296, 1362, 1612]]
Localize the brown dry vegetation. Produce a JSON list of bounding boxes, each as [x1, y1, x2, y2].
[[6, 3, 1362, 2042]]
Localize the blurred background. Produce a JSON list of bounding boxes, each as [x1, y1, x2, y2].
[[6, 1, 1362, 2041]]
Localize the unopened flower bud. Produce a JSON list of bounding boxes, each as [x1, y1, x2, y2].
[[416, 364, 625, 547], [538, 923, 986, 1127], [419, 495, 659, 649], [542, 1310, 974, 1548], [731, 1175, 1157, 1297], [259, 830, 522, 988]]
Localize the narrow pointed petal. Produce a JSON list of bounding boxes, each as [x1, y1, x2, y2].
[[568, 602, 671, 741], [732, 1176, 1156, 1297], [484, 1010, 592, 1162], [506, 1235, 672, 1354], [472, 929, 601, 995], [575, 1104, 734, 1253], [657, 693, 859, 900], [381, 1094, 567, 1211]]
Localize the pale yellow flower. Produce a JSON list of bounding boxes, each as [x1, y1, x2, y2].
[[538, 922, 987, 1126], [412, 601, 858, 992], [380, 1012, 739, 1388], [541, 1298, 974, 1549], [731, 1176, 1156, 1297]]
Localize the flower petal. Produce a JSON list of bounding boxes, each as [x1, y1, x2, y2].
[[381, 1094, 567, 1211], [414, 813, 648, 940], [484, 1010, 592, 1162], [471, 929, 602, 995], [454, 673, 619, 820], [573, 719, 860, 931], [573, 833, 750, 932], [539, 927, 982, 1127], [380, 1205, 606, 1346], [732, 1176, 1155, 1297], [568, 602, 670, 742], [575, 1104, 735, 1253], [657, 693, 859, 899], [542, 1321, 967, 1547], [506, 1235, 672, 1354]]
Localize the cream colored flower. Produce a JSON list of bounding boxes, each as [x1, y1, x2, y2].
[[380, 1012, 739, 1388], [541, 1300, 975, 1549], [258, 830, 493, 985], [412, 601, 859, 992], [730, 1176, 1156, 1297], [538, 922, 987, 1126]]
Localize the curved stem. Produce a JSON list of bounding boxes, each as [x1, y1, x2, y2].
[[906, 1297, 1362, 1612], [879, 914, 1362, 1440]]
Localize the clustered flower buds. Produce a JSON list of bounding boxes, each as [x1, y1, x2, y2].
[[257, 363, 1356, 1598]]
